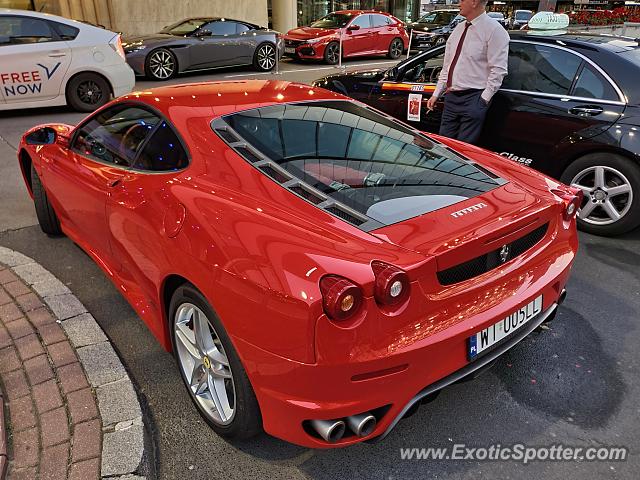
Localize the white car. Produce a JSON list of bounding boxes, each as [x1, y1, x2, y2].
[[0, 9, 134, 112]]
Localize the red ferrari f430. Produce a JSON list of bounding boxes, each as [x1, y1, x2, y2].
[[18, 80, 580, 448]]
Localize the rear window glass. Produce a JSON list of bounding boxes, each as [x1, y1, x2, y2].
[[218, 101, 503, 225]]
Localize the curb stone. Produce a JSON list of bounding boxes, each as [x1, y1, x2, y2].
[[0, 246, 147, 479]]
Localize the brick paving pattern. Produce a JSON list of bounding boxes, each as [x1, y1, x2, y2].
[[0, 264, 102, 480]]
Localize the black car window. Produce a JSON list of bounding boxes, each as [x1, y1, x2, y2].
[[0, 15, 57, 45], [205, 20, 238, 36], [351, 15, 372, 29], [571, 63, 618, 101], [371, 14, 391, 28], [401, 51, 445, 83], [220, 101, 503, 226], [73, 105, 161, 167], [503, 43, 581, 95], [135, 121, 189, 172], [50, 21, 79, 40]]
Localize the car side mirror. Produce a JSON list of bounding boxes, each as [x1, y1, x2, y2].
[[25, 127, 57, 145], [347, 24, 360, 31]]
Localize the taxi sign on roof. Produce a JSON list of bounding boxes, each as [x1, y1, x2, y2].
[[528, 11, 570, 30]]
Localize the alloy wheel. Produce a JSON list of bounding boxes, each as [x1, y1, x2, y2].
[[257, 44, 276, 70], [149, 50, 175, 79], [570, 165, 633, 225], [174, 303, 236, 425], [390, 39, 403, 58], [326, 43, 339, 64], [435, 37, 446, 46], [77, 80, 103, 105]]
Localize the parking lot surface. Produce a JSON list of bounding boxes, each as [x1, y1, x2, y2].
[[1, 58, 638, 480]]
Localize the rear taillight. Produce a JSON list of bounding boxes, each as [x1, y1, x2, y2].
[[320, 275, 363, 321], [110, 34, 126, 60], [371, 261, 410, 306], [552, 188, 584, 223]]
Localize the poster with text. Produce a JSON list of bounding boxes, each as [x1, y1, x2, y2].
[[408, 93, 422, 122]]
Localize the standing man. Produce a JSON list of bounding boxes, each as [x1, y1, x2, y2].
[[425, 0, 510, 145]]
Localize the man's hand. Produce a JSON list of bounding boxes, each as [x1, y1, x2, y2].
[[426, 95, 438, 110]]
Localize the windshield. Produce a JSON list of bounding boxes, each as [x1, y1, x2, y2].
[[310, 13, 352, 28], [418, 12, 456, 24], [161, 19, 209, 35], [488, 13, 504, 19], [218, 101, 503, 225], [515, 11, 532, 21]]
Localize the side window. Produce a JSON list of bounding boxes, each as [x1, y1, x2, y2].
[[0, 15, 56, 45], [236, 23, 251, 33], [503, 43, 582, 95], [135, 121, 189, 171], [572, 64, 618, 101], [50, 21, 79, 40], [351, 15, 371, 29], [207, 21, 238, 36], [73, 105, 160, 167], [401, 51, 445, 83], [371, 14, 391, 28]]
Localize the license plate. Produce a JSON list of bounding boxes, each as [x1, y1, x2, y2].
[[284, 47, 295, 54], [468, 295, 543, 360]]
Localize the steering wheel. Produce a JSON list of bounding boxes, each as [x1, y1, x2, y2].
[[119, 123, 147, 165]]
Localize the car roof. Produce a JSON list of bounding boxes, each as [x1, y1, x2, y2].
[[333, 10, 390, 15], [120, 80, 344, 120], [510, 31, 640, 53]]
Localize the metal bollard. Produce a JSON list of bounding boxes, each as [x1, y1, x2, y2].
[[274, 36, 282, 75], [337, 32, 343, 70], [407, 29, 413, 60]]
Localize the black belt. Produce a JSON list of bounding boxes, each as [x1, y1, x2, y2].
[[447, 88, 483, 96]]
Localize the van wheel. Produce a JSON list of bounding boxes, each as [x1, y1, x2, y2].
[[560, 153, 640, 236]]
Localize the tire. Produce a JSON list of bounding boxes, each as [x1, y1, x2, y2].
[[434, 36, 446, 47], [253, 42, 277, 71], [66, 73, 110, 112], [145, 48, 178, 81], [323, 41, 340, 65], [30, 165, 62, 236], [560, 153, 640, 236], [387, 37, 404, 59], [169, 284, 262, 440]]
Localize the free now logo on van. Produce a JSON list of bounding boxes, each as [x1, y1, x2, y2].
[[1, 62, 62, 97]]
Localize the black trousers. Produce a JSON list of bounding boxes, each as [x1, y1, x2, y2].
[[439, 89, 489, 145]]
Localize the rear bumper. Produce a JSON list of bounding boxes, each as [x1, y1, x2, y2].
[[108, 63, 135, 97], [238, 244, 575, 448]]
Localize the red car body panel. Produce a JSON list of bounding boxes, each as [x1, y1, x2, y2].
[[18, 80, 579, 448], [283, 10, 409, 61]]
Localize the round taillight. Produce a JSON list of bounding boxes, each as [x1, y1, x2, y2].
[[371, 261, 410, 306], [320, 275, 363, 321]]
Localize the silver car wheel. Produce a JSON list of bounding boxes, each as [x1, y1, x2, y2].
[[571, 165, 633, 226], [390, 39, 403, 58], [435, 37, 446, 46], [174, 303, 236, 425], [257, 44, 276, 70], [149, 50, 175, 79]]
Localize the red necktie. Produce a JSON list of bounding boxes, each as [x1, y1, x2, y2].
[[446, 22, 472, 91]]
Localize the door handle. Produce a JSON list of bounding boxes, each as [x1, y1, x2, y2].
[[569, 106, 603, 117], [108, 179, 122, 188], [48, 52, 67, 57]]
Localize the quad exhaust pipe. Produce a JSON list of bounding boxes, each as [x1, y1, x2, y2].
[[310, 412, 377, 442], [309, 419, 346, 443], [346, 413, 377, 437]]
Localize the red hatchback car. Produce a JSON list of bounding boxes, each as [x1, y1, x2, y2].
[[18, 80, 580, 448], [283, 10, 408, 64]]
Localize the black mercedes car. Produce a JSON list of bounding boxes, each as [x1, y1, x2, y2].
[[122, 17, 281, 80], [407, 9, 464, 49], [314, 31, 640, 236]]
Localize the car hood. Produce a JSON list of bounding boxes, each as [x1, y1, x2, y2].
[[316, 68, 387, 85], [407, 22, 448, 31], [285, 26, 338, 40], [122, 33, 178, 48]]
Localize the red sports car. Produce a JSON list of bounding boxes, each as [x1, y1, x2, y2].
[[18, 80, 580, 448], [283, 10, 408, 64]]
